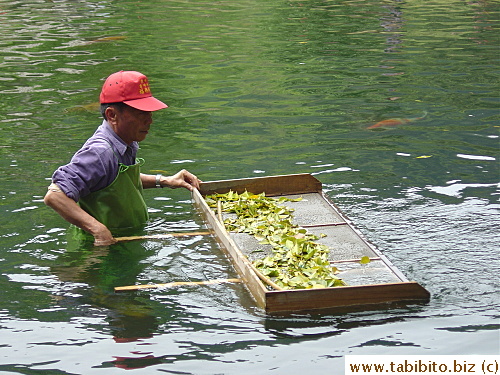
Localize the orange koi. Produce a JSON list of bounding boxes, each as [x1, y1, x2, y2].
[[367, 112, 427, 129]]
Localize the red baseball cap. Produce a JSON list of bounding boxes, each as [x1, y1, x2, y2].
[[99, 70, 168, 111]]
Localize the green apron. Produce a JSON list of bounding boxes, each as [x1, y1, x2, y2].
[[79, 157, 149, 233]]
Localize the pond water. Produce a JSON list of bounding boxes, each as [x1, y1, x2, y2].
[[0, 0, 498, 373]]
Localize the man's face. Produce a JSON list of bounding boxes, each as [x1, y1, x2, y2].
[[108, 105, 153, 144]]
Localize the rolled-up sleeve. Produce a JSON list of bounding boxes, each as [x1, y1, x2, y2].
[[52, 143, 117, 202]]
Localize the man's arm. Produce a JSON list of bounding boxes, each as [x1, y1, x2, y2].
[[44, 184, 116, 246], [141, 169, 200, 191]]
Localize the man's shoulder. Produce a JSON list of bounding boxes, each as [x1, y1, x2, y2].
[[69, 135, 118, 169], [83, 136, 113, 150], [79, 137, 114, 158]]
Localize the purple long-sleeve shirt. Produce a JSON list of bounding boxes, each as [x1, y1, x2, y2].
[[52, 120, 139, 202]]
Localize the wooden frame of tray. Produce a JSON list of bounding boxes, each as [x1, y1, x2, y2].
[[192, 173, 430, 313]]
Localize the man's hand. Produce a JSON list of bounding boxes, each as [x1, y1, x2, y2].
[[44, 184, 117, 246], [92, 223, 117, 246], [141, 170, 201, 191], [166, 169, 201, 191]]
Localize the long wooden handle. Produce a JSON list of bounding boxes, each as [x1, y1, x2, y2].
[[115, 231, 211, 242], [115, 278, 241, 292]]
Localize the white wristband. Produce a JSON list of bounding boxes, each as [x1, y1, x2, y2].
[[155, 174, 163, 188]]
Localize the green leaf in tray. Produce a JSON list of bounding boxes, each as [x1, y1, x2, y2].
[[205, 190, 346, 290], [360, 256, 371, 264]]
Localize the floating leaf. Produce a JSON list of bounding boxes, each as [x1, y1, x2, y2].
[[360, 256, 371, 264]]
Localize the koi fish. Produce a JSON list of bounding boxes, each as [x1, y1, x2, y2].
[[367, 111, 427, 129], [65, 102, 101, 113]]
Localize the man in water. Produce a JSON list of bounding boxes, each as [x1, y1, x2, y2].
[[44, 70, 200, 246]]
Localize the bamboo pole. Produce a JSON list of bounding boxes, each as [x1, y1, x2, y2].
[[115, 231, 210, 242], [217, 200, 223, 224], [246, 260, 284, 291], [115, 278, 242, 292]]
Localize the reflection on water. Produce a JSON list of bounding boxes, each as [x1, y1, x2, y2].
[[0, 0, 498, 372]]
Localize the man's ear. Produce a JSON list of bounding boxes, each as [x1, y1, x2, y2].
[[105, 106, 118, 123]]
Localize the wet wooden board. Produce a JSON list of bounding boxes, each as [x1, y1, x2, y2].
[[192, 173, 430, 313]]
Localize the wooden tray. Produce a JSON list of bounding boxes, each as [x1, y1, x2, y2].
[[192, 173, 430, 313]]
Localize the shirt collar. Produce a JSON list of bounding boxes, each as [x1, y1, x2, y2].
[[100, 120, 139, 155]]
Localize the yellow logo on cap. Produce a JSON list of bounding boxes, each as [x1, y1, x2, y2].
[[138, 78, 151, 95]]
